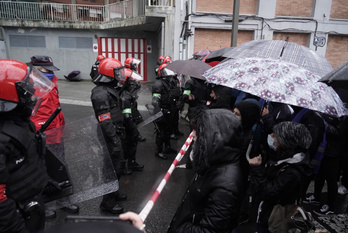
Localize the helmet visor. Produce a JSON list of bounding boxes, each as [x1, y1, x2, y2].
[[17, 65, 54, 115], [114, 66, 126, 81], [131, 71, 143, 81], [162, 68, 176, 77], [132, 58, 141, 66], [25, 66, 55, 98]]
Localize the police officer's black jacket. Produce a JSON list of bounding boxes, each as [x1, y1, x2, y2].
[[0, 112, 48, 232], [152, 76, 172, 113], [168, 108, 244, 233], [91, 84, 124, 140]]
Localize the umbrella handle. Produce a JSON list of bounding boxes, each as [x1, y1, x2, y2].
[[245, 139, 253, 161]]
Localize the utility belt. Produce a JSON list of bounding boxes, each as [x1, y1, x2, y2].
[[115, 124, 126, 139], [161, 108, 171, 115]]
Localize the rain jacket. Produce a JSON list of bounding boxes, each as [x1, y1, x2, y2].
[[250, 153, 312, 227], [168, 108, 244, 233], [30, 75, 65, 144]]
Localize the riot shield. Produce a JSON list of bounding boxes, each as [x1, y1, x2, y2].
[[44, 115, 118, 209]]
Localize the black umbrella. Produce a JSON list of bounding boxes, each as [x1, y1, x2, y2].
[[204, 47, 234, 62], [224, 40, 333, 77], [193, 49, 211, 59], [319, 60, 348, 102], [166, 60, 212, 80]]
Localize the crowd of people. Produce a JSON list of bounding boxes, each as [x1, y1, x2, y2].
[[1, 54, 347, 233]]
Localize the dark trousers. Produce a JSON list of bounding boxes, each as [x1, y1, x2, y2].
[[314, 156, 339, 209], [155, 114, 171, 152]]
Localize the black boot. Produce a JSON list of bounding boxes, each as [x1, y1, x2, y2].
[[137, 135, 146, 142], [114, 191, 127, 201], [62, 204, 80, 214], [155, 152, 168, 160], [45, 209, 56, 220], [164, 146, 176, 154], [170, 133, 178, 140], [100, 203, 124, 214], [128, 160, 144, 171]]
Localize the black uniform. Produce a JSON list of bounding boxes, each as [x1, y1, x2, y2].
[[182, 77, 211, 120], [119, 83, 143, 171], [0, 112, 48, 233], [152, 76, 176, 158], [90, 61, 100, 80], [168, 75, 183, 138], [91, 83, 127, 210]]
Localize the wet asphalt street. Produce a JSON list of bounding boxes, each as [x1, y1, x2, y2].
[[45, 79, 194, 233]]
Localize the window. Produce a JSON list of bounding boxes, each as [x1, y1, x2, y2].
[[9, 35, 46, 48], [59, 36, 92, 49]]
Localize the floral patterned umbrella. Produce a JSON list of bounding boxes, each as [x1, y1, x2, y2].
[[203, 57, 348, 117]]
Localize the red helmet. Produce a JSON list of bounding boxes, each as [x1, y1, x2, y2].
[[97, 55, 105, 61], [121, 68, 143, 84], [124, 57, 141, 71], [95, 58, 124, 83], [164, 56, 172, 63], [0, 59, 54, 113], [158, 63, 176, 77], [157, 56, 165, 65]]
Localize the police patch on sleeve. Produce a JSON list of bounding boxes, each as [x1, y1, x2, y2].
[[98, 112, 111, 122]]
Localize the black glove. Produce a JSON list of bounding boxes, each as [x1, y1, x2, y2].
[[43, 178, 62, 196]]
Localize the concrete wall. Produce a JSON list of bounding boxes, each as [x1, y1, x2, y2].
[[2, 26, 160, 81]]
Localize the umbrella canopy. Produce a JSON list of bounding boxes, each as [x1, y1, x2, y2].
[[203, 57, 348, 117], [319, 60, 348, 102], [205, 47, 234, 62], [223, 40, 333, 77], [166, 60, 212, 80], [193, 49, 211, 59]]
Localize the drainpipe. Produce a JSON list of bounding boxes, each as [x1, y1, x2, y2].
[[186, 0, 192, 60], [72, 0, 77, 21], [231, 0, 240, 47], [161, 21, 165, 56], [179, 37, 183, 60]]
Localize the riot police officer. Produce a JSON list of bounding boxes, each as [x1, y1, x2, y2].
[[90, 54, 105, 80], [0, 59, 54, 232], [152, 63, 177, 160], [154, 56, 165, 78], [119, 68, 144, 171], [124, 57, 146, 142], [90, 58, 129, 214], [168, 73, 184, 140]]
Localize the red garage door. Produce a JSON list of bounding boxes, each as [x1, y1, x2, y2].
[[98, 37, 147, 81]]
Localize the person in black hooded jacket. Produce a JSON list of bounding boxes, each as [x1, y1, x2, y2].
[[167, 107, 245, 233], [209, 85, 234, 110], [248, 121, 313, 233]]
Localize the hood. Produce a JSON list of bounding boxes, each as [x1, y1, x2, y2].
[[192, 107, 243, 174], [210, 85, 233, 109], [234, 100, 260, 130]]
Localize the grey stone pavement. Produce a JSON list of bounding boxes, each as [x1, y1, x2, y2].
[[46, 79, 348, 233]]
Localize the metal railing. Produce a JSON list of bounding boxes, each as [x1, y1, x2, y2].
[[0, 0, 174, 22], [148, 0, 174, 6]]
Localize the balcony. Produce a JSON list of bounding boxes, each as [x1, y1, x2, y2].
[[0, 0, 174, 29]]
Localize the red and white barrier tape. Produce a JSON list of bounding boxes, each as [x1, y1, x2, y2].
[[139, 131, 194, 222]]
